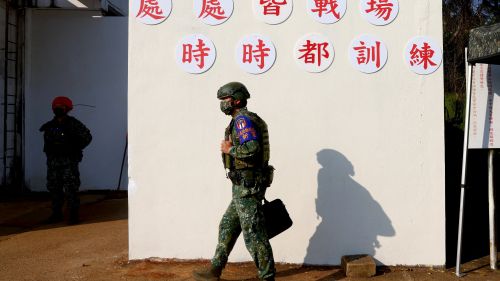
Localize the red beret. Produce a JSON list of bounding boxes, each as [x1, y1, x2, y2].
[[52, 96, 73, 110]]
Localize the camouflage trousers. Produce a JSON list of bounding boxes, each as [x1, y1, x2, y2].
[[211, 194, 275, 279], [46, 157, 81, 214]]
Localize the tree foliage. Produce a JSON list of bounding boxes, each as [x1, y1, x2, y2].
[[443, 0, 499, 95], [442, 0, 498, 127]]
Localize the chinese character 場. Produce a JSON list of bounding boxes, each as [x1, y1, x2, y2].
[[365, 0, 393, 21]]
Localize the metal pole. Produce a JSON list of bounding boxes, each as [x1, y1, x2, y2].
[[456, 49, 473, 277], [117, 135, 127, 191], [3, 0, 9, 186], [488, 149, 497, 269]]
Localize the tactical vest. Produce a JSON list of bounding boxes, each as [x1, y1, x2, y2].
[[223, 109, 270, 170]]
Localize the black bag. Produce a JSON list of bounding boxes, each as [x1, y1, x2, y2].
[[262, 198, 293, 239]]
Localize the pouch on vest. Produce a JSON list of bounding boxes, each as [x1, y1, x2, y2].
[[262, 165, 275, 188]]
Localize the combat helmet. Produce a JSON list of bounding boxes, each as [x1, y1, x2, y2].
[[217, 82, 250, 100]]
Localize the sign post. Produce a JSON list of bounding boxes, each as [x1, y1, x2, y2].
[[456, 52, 499, 276], [456, 49, 473, 277], [488, 149, 496, 270]]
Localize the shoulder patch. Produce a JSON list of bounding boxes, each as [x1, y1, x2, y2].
[[234, 115, 259, 144]]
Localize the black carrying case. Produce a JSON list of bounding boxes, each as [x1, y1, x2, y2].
[[262, 198, 293, 239]]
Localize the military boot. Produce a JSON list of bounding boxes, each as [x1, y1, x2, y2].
[[263, 277, 275, 281], [192, 266, 222, 281]]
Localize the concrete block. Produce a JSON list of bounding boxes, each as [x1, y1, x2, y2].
[[341, 254, 376, 278]]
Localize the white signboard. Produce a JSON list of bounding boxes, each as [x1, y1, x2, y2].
[[359, 0, 399, 26], [175, 34, 216, 74], [132, 0, 172, 25], [294, 33, 335, 73], [252, 0, 293, 25], [404, 36, 442, 75], [235, 34, 276, 74], [306, 0, 347, 24], [468, 64, 500, 149], [348, 34, 388, 73], [194, 0, 234, 25]]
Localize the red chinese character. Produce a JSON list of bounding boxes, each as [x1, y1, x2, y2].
[[311, 0, 340, 19], [365, 0, 393, 21], [260, 0, 287, 16], [182, 39, 210, 69], [353, 40, 381, 68], [242, 39, 270, 69], [298, 40, 330, 66], [199, 0, 227, 20], [409, 42, 437, 70], [136, 0, 165, 20]]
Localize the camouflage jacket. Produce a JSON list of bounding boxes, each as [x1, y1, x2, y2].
[[40, 116, 92, 161], [223, 108, 270, 170]]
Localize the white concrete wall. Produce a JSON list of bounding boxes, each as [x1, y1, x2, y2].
[[25, 10, 128, 191], [128, 1, 445, 265]]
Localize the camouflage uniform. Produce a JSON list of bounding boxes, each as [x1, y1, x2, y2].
[[40, 116, 92, 218], [212, 108, 275, 280]]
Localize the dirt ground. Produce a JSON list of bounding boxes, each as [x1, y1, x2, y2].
[[1, 192, 500, 281]]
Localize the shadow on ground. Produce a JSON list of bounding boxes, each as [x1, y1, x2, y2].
[[0, 190, 127, 238]]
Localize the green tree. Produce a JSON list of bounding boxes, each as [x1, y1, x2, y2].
[[442, 0, 499, 127]]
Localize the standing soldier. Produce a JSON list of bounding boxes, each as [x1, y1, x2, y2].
[[193, 82, 276, 281], [40, 96, 92, 224]]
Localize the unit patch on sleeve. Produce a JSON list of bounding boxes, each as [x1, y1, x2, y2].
[[234, 115, 259, 144]]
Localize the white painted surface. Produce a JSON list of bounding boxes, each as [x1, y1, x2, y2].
[[128, 0, 445, 265], [24, 10, 128, 191]]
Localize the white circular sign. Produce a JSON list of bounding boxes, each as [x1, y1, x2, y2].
[[348, 34, 388, 73], [306, 0, 347, 24], [252, 0, 293, 25], [404, 36, 442, 75], [132, 0, 172, 25], [194, 0, 233, 25], [235, 34, 276, 74], [359, 0, 399, 26], [294, 33, 335, 73], [175, 34, 216, 74]]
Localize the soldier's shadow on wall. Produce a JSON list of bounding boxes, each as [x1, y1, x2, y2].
[[304, 149, 395, 265]]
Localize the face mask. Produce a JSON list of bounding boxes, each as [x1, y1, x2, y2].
[[53, 107, 67, 117], [220, 100, 233, 115]]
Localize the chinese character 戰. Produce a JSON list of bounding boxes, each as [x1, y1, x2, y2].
[[311, 0, 340, 19]]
